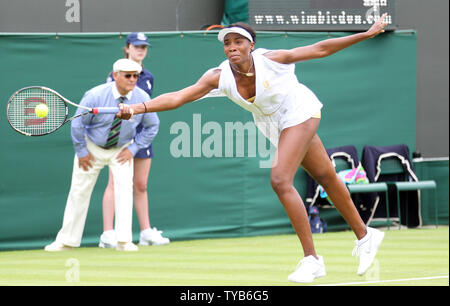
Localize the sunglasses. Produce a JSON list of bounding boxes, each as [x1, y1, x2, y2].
[[122, 73, 140, 79]]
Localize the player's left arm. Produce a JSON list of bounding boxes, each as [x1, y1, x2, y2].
[[266, 13, 389, 64], [117, 68, 220, 119]]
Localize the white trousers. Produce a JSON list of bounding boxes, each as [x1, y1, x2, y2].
[[55, 138, 134, 247]]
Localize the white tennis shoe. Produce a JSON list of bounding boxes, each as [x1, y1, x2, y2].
[[288, 255, 326, 283], [44, 241, 73, 252], [98, 230, 117, 249], [139, 227, 170, 246], [353, 227, 385, 275], [115, 241, 139, 252]]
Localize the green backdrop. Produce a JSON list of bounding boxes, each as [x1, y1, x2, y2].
[[1, 30, 438, 251]]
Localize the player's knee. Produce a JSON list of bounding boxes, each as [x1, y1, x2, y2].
[[315, 169, 341, 190], [270, 172, 292, 195], [313, 168, 336, 189]]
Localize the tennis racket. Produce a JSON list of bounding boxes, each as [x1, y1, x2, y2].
[[6, 86, 119, 136]]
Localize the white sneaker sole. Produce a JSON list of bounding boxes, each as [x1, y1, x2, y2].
[[44, 244, 73, 252]]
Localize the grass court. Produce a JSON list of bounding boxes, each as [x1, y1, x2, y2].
[[0, 227, 448, 286]]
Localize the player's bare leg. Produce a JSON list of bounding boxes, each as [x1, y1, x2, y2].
[[270, 118, 320, 258], [301, 135, 383, 276], [272, 118, 329, 283], [300, 135, 367, 240]]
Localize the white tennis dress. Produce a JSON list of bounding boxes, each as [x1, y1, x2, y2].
[[206, 48, 323, 147]]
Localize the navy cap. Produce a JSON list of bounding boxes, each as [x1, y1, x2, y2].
[[126, 32, 150, 46]]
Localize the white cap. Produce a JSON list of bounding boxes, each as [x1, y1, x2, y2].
[[113, 58, 142, 73], [218, 27, 253, 43]]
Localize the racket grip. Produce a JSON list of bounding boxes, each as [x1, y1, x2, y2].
[[92, 107, 120, 114]]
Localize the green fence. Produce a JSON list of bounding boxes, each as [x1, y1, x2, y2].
[[1, 30, 439, 251]]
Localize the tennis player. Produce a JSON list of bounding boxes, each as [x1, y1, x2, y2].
[[117, 15, 389, 282]]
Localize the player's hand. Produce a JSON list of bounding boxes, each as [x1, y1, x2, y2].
[[117, 103, 134, 120], [78, 153, 95, 171], [116, 148, 133, 165], [366, 13, 389, 38]]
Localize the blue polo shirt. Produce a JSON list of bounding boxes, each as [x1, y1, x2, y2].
[[71, 82, 159, 158]]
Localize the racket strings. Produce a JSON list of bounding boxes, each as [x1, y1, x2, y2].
[[7, 87, 68, 135]]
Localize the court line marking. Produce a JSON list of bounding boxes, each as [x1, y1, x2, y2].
[[313, 275, 449, 286]]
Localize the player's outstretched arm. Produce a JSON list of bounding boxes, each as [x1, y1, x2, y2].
[[117, 69, 220, 119], [266, 13, 389, 64]]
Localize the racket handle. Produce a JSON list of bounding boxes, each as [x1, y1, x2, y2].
[[92, 107, 120, 114]]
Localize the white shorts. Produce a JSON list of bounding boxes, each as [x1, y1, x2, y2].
[[252, 83, 323, 147]]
